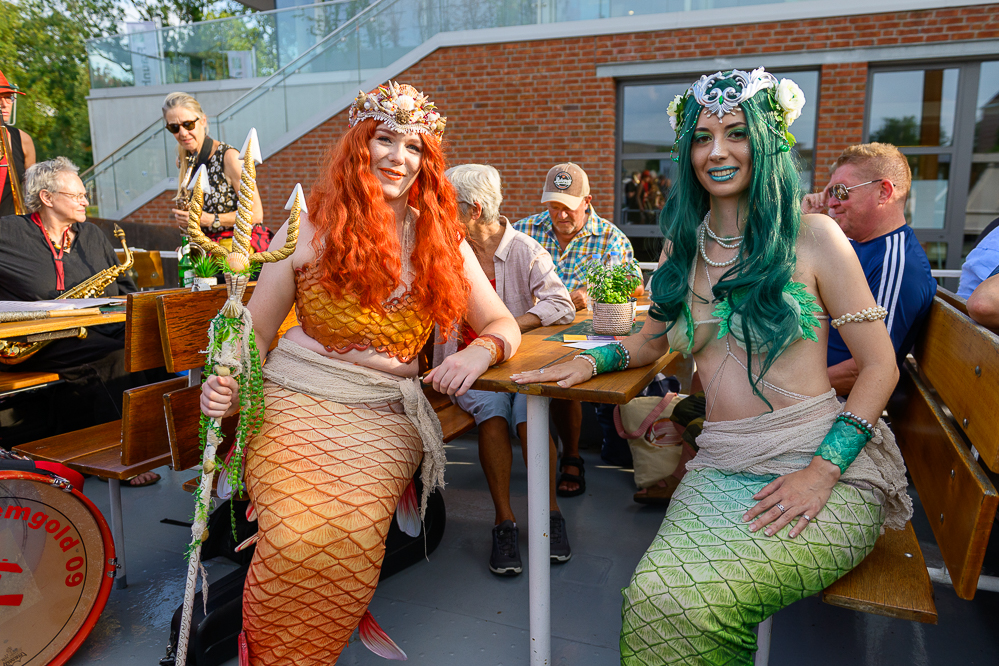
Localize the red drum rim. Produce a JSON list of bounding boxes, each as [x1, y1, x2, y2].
[[0, 470, 117, 666]]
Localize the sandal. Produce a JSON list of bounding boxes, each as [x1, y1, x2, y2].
[[633, 477, 680, 506], [556, 456, 586, 497]]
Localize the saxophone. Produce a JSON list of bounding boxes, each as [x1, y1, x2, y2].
[[0, 224, 134, 365]]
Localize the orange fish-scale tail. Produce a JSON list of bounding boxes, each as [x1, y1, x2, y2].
[[242, 382, 422, 665]]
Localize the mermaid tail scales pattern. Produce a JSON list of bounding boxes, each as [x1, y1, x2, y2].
[[620, 469, 884, 666], [243, 383, 422, 665]]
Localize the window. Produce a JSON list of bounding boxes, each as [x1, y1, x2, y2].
[[616, 70, 819, 257], [865, 61, 999, 270]]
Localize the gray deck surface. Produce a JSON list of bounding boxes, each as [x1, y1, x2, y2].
[[63, 427, 999, 666]]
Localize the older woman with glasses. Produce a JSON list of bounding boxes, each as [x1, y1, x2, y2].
[[163, 92, 269, 251]]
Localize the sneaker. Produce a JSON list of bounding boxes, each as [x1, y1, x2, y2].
[[550, 510, 572, 563], [490, 520, 522, 576]]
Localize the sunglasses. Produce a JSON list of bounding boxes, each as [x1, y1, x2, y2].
[[827, 179, 885, 201], [166, 119, 199, 134]]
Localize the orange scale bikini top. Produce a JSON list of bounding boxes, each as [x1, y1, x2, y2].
[[294, 261, 433, 364]]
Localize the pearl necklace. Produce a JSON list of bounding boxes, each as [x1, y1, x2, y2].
[[698, 215, 739, 267], [703, 212, 744, 249]]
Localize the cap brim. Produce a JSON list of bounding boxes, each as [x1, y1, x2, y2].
[[541, 191, 584, 209], [0, 88, 25, 96]]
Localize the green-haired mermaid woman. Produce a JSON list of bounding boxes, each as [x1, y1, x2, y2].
[[512, 67, 912, 665]]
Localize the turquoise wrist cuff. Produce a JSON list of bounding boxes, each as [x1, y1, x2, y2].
[[815, 417, 871, 474], [579, 343, 628, 374]]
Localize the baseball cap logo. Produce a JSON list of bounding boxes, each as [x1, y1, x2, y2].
[[552, 172, 573, 190]]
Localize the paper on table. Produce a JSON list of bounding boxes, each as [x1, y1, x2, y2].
[[636, 304, 651, 312], [0, 298, 120, 313], [563, 341, 616, 350]]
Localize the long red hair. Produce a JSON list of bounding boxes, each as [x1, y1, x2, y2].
[[307, 119, 469, 334]]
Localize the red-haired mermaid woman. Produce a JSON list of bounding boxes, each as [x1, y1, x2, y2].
[[513, 68, 912, 665], [200, 82, 521, 665]]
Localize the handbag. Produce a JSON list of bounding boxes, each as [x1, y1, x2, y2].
[[614, 393, 684, 489]]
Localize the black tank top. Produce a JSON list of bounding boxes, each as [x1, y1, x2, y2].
[[0, 124, 25, 217]]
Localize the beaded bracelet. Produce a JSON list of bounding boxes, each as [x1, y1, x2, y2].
[[830, 306, 888, 329], [615, 342, 631, 371], [576, 353, 598, 379], [837, 411, 874, 438]]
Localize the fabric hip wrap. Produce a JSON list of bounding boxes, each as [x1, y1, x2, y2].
[[262, 337, 446, 516], [685, 389, 912, 531]]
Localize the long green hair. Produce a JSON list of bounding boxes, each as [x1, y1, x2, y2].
[[648, 74, 804, 405]]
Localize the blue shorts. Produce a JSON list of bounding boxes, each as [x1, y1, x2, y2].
[[454, 389, 533, 428]]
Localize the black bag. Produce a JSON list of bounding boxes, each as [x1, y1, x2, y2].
[[161, 475, 446, 666]]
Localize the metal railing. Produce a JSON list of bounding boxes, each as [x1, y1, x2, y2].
[[84, 0, 815, 218]]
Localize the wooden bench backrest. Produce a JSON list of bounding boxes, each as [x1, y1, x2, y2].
[[913, 291, 999, 471], [125, 288, 185, 372], [155, 284, 297, 373], [120, 376, 189, 466], [163, 384, 238, 470], [117, 249, 165, 289], [887, 293, 999, 599]]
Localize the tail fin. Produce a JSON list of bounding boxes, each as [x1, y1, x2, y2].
[[359, 610, 407, 660], [395, 481, 420, 537]]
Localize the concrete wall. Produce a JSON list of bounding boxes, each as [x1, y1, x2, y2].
[[122, 3, 999, 235]]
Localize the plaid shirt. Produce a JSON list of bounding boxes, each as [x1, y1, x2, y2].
[[513, 207, 638, 291]]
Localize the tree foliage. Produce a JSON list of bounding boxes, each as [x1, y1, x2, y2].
[[0, 0, 251, 170]]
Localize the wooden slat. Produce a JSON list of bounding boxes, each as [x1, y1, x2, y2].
[[68, 448, 171, 480], [438, 403, 475, 443], [935, 286, 968, 316], [913, 297, 999, 472], [887, 362, 999, 599], [163, 384, 238, 471], [0, 312, 125, 338], [0, 371, 60, 393], [121, 376, 188, 465], [126, 288, 185, 372], [423, 386, 453, 413], [14, 420, 120, 464], [156, 284, 273, 373], [823, 521, 937, 624], [117, 249, 165, 289]]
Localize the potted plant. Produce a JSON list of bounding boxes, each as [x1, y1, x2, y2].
[[191, 254, 221, 291], [587, 261, 642, 335]]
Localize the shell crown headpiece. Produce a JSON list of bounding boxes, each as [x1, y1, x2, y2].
[[349, 81, 447, 139], [667, 66, 806, 157]]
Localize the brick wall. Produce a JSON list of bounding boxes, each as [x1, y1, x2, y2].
[[124, 3, 999, 229]]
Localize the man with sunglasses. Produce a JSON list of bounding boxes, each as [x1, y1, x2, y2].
[[0, 68, 36, 216], [802, 142, 936, 395]]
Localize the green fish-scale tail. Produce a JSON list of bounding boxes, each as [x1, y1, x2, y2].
[[620, 468, 884, 665]]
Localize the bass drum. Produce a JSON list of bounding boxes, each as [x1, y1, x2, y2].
[[0, 470, 116, 666]]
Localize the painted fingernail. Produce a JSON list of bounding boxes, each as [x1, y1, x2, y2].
[[742, 513, 749, 522], [749, 524, 757, 532], [790, 532, 797, 539], [765, 529, 773, 536]]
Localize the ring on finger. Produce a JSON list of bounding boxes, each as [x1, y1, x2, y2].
[[802, 515, 811, 522], [539, 369, 545, 374], [776, 503, 787, 514]]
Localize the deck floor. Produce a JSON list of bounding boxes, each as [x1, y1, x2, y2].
[[63, 430, 999, 666]]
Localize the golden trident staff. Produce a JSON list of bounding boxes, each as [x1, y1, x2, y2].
[[175, 127, 303, 666]]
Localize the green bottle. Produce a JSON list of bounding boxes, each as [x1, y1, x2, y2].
[[178, 235, 194, 288]]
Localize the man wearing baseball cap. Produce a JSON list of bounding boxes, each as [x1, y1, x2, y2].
[[515, 162, 640, 496], [0, 67, 36, 216]]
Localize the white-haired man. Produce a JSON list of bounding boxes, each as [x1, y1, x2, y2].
[[446, 163, 576, 576]]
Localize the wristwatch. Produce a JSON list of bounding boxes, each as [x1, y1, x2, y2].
[[211, 213, 221, 231]]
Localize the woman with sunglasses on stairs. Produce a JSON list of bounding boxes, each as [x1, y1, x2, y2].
[[163, 92, 271, 252]]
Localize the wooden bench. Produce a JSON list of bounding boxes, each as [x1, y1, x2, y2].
[[0, 370, 61, 396], [12, 289, 189, 588], [757, 287, 999, 664], [117, 249, 165, 290]]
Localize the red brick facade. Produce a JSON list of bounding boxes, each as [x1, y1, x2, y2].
[[124, 3, 999, 231]]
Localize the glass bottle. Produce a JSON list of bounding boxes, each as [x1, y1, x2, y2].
[[178, 235, 194, 288]]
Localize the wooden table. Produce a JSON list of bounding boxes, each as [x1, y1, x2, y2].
[[0, 312, 126, 340], [471, 310, 678, 666]]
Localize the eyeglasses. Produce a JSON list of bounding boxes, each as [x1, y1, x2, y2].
[[166, 119, 198, 134], [0, 94, 14, 102], [827, 179, 886, 201], [53, 191, 89, 204]]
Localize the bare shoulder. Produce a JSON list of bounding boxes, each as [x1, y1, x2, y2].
[[288, 211, 318, 269], [798, 213, 852, 257]]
